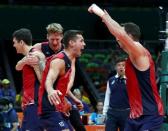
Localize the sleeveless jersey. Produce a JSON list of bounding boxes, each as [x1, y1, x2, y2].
[[125, 50, 164, 118], [22, 49, 39, 109], [38, 51, 71, 114]]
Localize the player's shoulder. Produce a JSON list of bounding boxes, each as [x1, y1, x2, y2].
[[32, 42, 43, 50]]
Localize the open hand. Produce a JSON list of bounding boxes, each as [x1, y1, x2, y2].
[[48, 89, 62, 105]]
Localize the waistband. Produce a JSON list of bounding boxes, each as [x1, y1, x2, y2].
[[22, 102, 35, 110], [109, 107, 130, 111]]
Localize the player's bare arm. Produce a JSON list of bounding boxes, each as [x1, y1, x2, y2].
[[66, 58, 76, 94], [67, 91, 83, 110], [29, 50, 46, 81], [15, 56, 29, 71], [45, 59, 64, 105], [88, 4, 149, 71], [16, 50, 45, 81]]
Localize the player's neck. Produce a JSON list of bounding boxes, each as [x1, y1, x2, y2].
[[64, 49, 74, 61], [23, 45, 32, 56]]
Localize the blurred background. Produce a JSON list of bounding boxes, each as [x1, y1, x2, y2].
[[0, 0, 168, 114]]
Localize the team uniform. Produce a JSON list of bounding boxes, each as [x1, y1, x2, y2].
[[40, 42, 86, 131], [38, 51, 73, 131], [21, 49, 40, 131], [125, 50, 164, 131], [103, 75, 130, 131]]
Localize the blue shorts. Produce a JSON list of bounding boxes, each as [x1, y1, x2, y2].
[[39, 111, 72, 131], [124, 115, 163, 131], [21, 104, 40, 131]]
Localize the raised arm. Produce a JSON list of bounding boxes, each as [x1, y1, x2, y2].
[[88, 4, 139, 55], [88, 4, 149, 71]]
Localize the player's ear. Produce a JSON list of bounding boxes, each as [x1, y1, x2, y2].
[[20, 40, 24, 45], [69, 40, 74, 46]]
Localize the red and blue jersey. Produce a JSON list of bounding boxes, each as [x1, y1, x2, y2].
[[38, 51, 71, 115], [22, 62, 39, 109], [125, 50, 164, 118]]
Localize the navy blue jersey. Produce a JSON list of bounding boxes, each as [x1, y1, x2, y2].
[[125, 50, 164, 118]]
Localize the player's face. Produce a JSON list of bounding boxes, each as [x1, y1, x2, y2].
[[13, 37, 23, 54], [116, 61, 125, 76], [47, 32, 63, 52], [73, 34, 86, 57]]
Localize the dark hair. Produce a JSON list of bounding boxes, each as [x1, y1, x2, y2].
[[121, 22, 141, 41], [12, 28, 32, 45], [62, 30, 83, 48], [115, 57, 126, 64]]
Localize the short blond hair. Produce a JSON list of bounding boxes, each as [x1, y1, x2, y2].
[[46, 23, 63, 34]]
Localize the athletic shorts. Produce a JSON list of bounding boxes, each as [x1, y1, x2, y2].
[[39, 111, 71, 131], [21, 104, 40, 131], [124, 115, 163, 131]]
